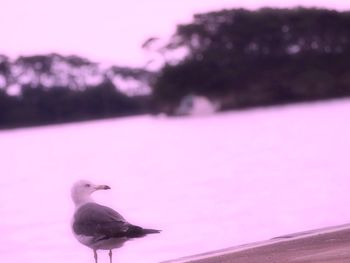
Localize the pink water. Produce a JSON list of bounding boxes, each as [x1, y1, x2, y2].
[[1, 99, 350, 262]]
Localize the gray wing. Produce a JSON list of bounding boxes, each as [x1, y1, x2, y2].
[[73, 203, 150, 240]]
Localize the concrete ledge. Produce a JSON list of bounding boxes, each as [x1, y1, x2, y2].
[[164, 224, 350, 263]]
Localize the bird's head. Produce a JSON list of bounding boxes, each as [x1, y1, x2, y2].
[[71, 180, 111, 206]]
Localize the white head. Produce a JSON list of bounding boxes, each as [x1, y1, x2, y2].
[[71, 180, 111, 207]]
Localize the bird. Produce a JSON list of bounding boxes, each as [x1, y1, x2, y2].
[[71, 180, 160, 263]]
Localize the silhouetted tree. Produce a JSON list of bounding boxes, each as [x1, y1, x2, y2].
[[0, 53, 151, 128], [0, 55, 12, 90], [153, 8, 350, 113]]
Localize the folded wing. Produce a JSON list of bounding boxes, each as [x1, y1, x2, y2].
[[73, 203, 160, 241]]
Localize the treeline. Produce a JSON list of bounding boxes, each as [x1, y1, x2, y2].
[[0, 83, 143, 128], [153, 7, 350, 113], [1, 7, 350, 128], [0, 54, 153, 128]]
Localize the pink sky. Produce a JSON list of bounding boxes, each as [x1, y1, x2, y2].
[[1, 0, 350, 67]]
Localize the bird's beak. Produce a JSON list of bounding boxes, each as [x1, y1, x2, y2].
[[95, 185, 111, 190]]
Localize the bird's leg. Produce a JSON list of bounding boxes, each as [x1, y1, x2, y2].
[[93, 249, 98, 263], [109, 250, 113, 263]]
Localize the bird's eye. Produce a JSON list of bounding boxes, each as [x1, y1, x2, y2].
[[84, 184, 91, 187]]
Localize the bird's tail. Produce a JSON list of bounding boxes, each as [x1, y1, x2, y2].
[[143, 228, 161, 234]]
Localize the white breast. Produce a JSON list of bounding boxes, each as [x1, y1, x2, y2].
[[75, 233, 95, 247]]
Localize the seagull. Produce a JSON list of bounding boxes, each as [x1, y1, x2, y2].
[[71, 180, 160, 263]]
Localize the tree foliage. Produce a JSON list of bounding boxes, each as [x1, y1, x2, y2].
[[0, 53, 153, 128], [153, 8, 350, 113], [2, 8, 350, 127]]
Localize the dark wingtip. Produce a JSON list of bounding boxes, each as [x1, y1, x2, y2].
[[145, 228, 161, 234]]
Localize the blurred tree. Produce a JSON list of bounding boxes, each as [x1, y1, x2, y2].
[[153, 8, 350, 113], [0, 55, 12, 90], [0, 53, 151, 129]]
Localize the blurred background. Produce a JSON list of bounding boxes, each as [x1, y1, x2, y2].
[[1, 1, 350, 262]]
